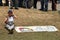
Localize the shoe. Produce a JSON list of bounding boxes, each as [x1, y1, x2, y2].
[[39, 9, 44, 11], [52, 9, 57, 11], [15, 8, 19, 10], [8, 32, 13, 34], [44, 10, 48, 11], [8, 31, 13, 34], [10, 7, 13, 9]]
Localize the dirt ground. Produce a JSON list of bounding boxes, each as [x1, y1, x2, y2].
[[0, 6, 60, 40]]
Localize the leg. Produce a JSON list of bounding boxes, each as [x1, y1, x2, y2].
[[33, 0, 37, 9], [12, 0, 15, 7], [8, 25, 15, 34], [10, 0, 14, 9], [15, 0, 19, 9], [18, 0, 23, 7], [8, 29, 14, 34], [52, 0, 57, 11], [4, 27, 10, 32], [54, 0, 57, 10], [44, 0, 48, 11], [0, 0, 2, 6], [24, 0, 28, 8], [5, 0, 8, 6], [40, 0, 44, 10], [52, 0, 55, 10]]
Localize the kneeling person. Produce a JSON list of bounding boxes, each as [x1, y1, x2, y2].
[[5, 10, 16, 34]]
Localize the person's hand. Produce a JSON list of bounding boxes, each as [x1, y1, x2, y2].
[[14, 15, 17, 18], [4, 18, 8, 24]]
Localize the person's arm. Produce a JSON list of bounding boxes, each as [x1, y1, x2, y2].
[[4, 17, 8, 24], [14, 15, 17, 18]]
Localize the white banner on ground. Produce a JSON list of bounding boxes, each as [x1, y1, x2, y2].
[[15, 26, 58, 33]]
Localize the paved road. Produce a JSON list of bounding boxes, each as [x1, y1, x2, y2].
[[36, 1, 60, 10]]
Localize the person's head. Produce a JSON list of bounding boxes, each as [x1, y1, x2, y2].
[[8, 9, 13, 16]]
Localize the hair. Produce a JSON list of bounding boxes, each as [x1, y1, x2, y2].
[[8, 9, 13, 14]]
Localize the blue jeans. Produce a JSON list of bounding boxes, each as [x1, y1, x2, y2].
[[0, 0, 2, 6], [33, 0, 37, 8], [11, 0, 19, 8], [40, 0, 48, 10], [18, 0, 23, 7]]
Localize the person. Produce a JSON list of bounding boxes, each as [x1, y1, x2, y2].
[[18, 0, 23, 7], [5, 0, 9, 6], [0, 0, 2, 6], [5, 9, 17, 34], [52, 0, 57, 11], [33, 0, 37, 9], [40, 0, 49, 11], [10, 0, 19, 9]]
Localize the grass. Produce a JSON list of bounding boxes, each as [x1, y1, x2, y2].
[[0, 6, 60, 40]]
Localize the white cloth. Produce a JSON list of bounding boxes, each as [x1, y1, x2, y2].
[[8, 17, 14, 22], [6, 24, 14, 30], [6, 16, 14, 30]]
